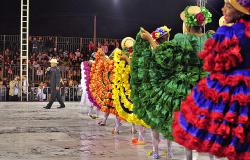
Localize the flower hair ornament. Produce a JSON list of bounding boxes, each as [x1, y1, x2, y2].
[[151, 26, 171, 40], [180, 6, 212, 27]]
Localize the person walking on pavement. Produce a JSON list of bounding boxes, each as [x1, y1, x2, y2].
[[44, 58, 65, 109]]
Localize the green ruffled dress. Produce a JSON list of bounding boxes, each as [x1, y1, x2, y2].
[[130, 32, 211, 140]]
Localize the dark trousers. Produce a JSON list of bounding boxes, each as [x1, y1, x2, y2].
[[46, 89, 65, 108], [9, 95, 19, 101]]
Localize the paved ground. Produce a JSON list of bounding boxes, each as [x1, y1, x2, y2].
[[0, 102, 227, 160]]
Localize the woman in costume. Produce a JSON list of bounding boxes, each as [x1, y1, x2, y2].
[[173, 1, 250, 160], [131, 26, 172, 159], [112, 37, 149, 144], [89, 48, 122, 133], [80, 60, 99, 119], [89, 49, 113, 124], [131, 6, 212, 159]]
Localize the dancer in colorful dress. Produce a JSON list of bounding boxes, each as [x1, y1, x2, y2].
[[80, 61, 99, 119], [89, 49, 115, 125], [173, 1, 250, 160], [131, 26, 172, 159], [112, 37, 149, 144], [89, 48, 123, 134], [131, 5, 212, 159]]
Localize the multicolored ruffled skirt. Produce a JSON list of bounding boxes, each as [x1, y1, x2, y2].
[[80, 61, 94, 107], [173, 69, 250, 160], [89, 49, 118, 115]]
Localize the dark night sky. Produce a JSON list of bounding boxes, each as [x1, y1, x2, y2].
[[0, 0, 224, 38]]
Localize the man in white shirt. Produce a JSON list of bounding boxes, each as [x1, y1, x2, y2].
[[9, 76, 21, 101]]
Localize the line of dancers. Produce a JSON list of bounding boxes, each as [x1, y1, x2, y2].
[[81, 1, 250, 160]]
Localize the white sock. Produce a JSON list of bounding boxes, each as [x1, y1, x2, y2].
[[138, 125, 144, 141], [151, 129, 159, 153], [166, 139, 173, 158], [88, 106, 93, 115], [131, 123, 136, 133], [209, 154, 215, 160], [103, 112, 109, 124], [185, 148, 192, 160], [114, 116, 120, 131]]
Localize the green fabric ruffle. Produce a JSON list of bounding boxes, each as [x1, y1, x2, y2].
[[130, 32, 210, 140]]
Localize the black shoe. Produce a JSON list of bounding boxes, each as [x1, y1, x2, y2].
[[57, 106, 65, 109], [43, 106, 51, 109]]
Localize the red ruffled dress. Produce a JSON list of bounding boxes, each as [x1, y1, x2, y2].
[[173, 17, 250, 160]]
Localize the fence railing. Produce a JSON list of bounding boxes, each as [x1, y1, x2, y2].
[[0, 35, 120, 52], [0, 35, 20, 51], [0, 87, 7, 101], [0, 86, 82, 102], [3, 65, 81, 84]]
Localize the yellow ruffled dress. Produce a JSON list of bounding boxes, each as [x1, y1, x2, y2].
[[112, 48, 149, 127]]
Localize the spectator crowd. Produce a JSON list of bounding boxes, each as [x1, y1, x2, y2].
[[0, 36, 121, 101]]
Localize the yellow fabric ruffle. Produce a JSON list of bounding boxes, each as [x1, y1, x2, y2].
[[112, 48, 149, 127]]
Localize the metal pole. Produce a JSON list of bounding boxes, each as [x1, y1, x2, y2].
[[3, 35, 5, 51], [80, 37, 83, 52], [196, 0, 207, 33], [93, 15, 97, 48], [55, 37, 58, 50], [2, 35, 5, 79]]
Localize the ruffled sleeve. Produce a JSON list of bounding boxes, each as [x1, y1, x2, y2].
[[199, 26, 243, 72], [172, 33, 194, 50]]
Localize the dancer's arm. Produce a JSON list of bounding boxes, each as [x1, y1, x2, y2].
[[120, 55, 131, 64], [140, 27, 158, 49]]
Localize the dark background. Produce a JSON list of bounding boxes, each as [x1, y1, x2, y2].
[[1, 0, 224, 38]]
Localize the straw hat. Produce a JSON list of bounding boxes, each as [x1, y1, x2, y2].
[[49, 58, 58, 64], [121, 37, 135, 49], [225, 0, 250, 15], [180, 6, 201, 21], [180, 6, 212, 27]]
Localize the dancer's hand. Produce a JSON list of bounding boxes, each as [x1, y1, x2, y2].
[[120, 55, 131, 63], [140, 27, 151, 40], [120, 55, 127, 60]]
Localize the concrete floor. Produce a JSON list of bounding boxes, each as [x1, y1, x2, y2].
[[0, 102, 227, 160]]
